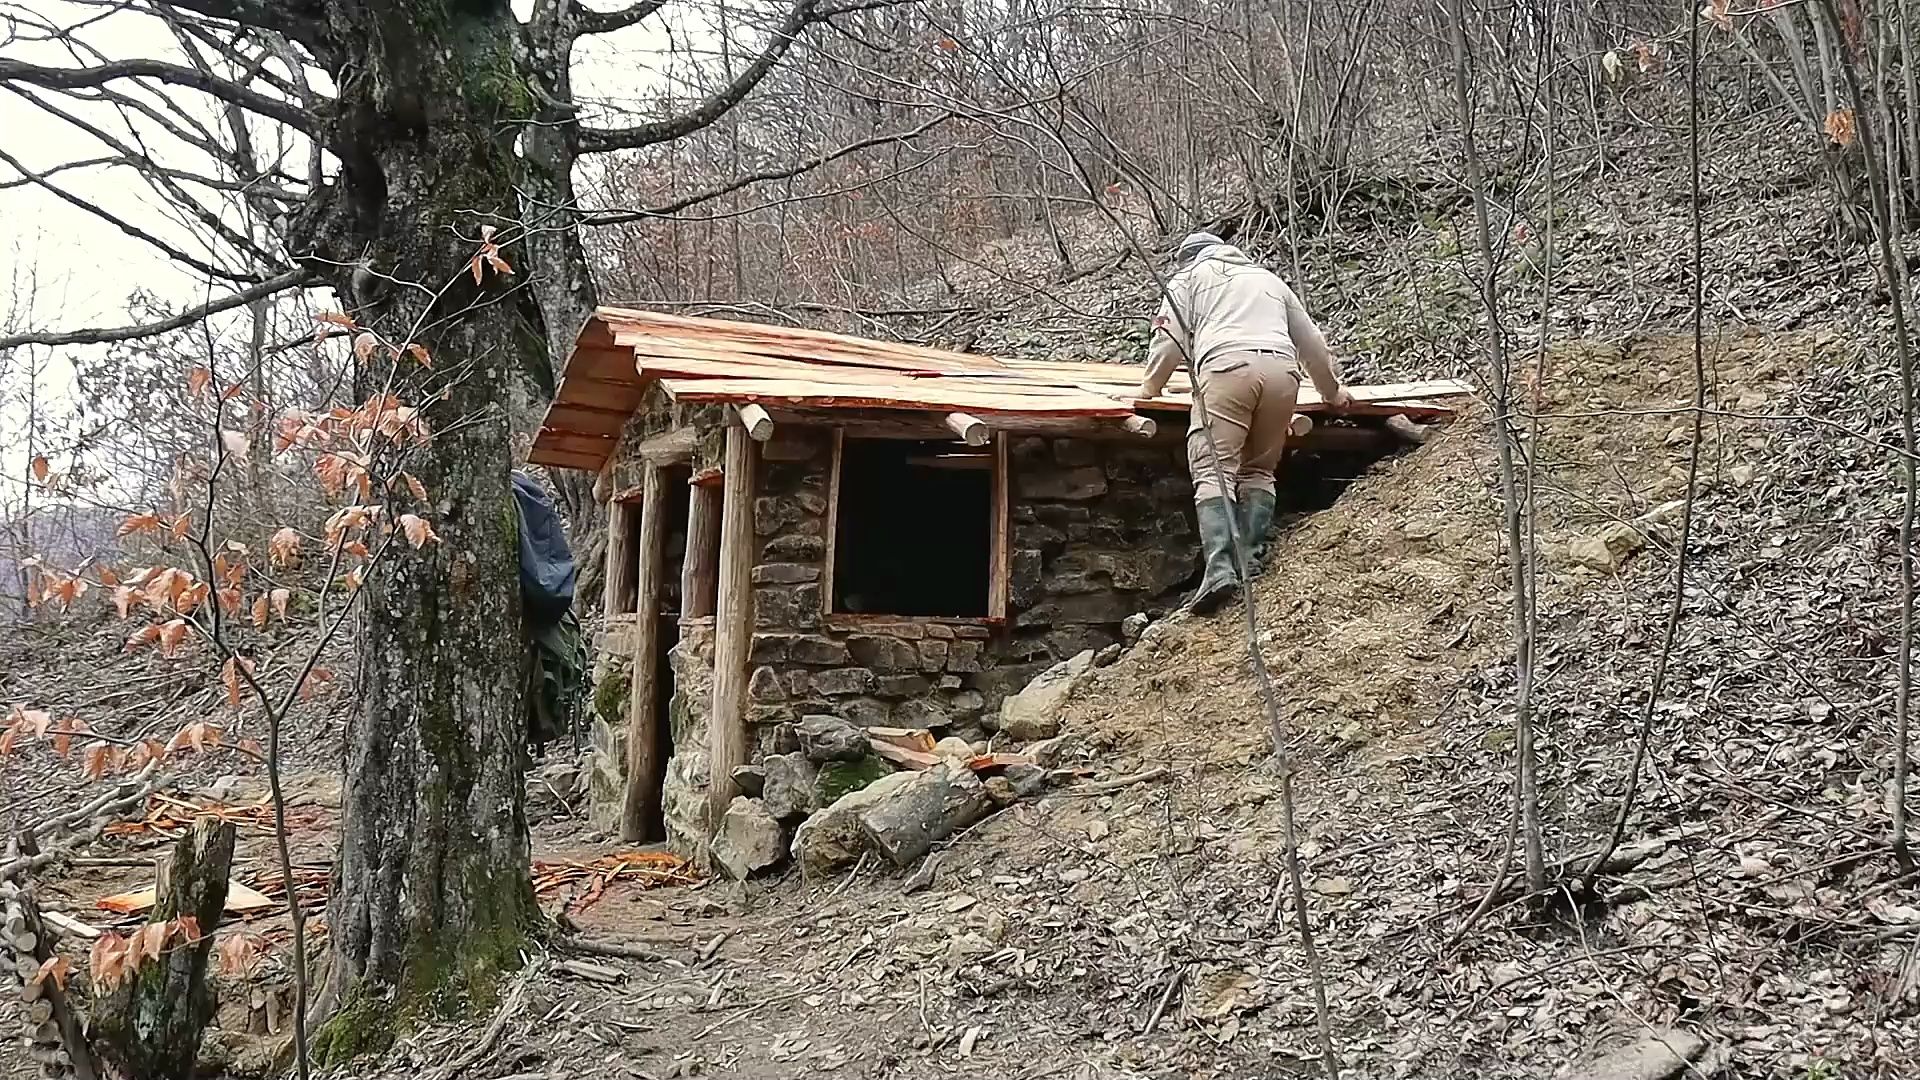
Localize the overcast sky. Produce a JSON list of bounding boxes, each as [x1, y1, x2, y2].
[[0, 1, 711, 486]]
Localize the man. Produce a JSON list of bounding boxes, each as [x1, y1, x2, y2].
[[1139, 232, 1352, 613]]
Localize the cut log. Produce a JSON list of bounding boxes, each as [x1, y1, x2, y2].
[[620, 463, 668, 844], [1288, 414, 1313, 438], [681, 482, 721, 619], [1120, 414, 1157, 438], [1385, 414, 1434, 445], [707, 425, 757, 829], [944, 411, 990, 446], [91, 818, 233, 1080], [736, 402, 774, 441]]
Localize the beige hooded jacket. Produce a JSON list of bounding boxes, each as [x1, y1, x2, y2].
[[1140, 243, 1340, 401]]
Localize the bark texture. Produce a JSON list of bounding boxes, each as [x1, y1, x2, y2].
[[290, 0, 569, 1044], [91, 818, 235, 1080]]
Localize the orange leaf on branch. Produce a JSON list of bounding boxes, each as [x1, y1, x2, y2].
[[251, 594, 270, 629], [158, 619, 191, 658], [118, 512, 164, 538], [30, 456, 50, 482], [222, 656, 255, 708], [398, 513, 440, 548], [270, 587, 291, 619], [81, 740, 122, 780], [167, 721, 223, 755], [187, 366, 212, 401], [269, 527, 303, 568], [125, 624, 163, 652], [299, 666, 336, 701], [218, 587, 242, 615], [30, 955, 72, 991], [1826, 109, 1857, 147]]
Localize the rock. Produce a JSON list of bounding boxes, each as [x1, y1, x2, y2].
[[729, 764, 766, 797], [983, 776, 1019, 806], [769, 723, 802, 754], [815, 755, 894, 804], [787, 635, 851, 665], [1027, 732, 1090, 768], [751, 562, 820, 584], [710, 797, 785, 880], [1016, 465, 1109, 501], [1568, 521, 1648, 573], [848, 635, 921, 671], [998, 650, 1097, 741], [764, 534, 826, 560], [797, 714, 868, 762], [748, 665, 784, 701], [813, 667, 876, 696], [892, 698, 951, 730], [1001, 762, 1049, 798], [933, 736, 976, 761], [760, 752, 819, 819], [856, 762, 995, 866], [1094, 644, 1122, 667], [792, 771, 920, 876], [874, 674, 930, 698], [1565, 1029, 1706, 1080]]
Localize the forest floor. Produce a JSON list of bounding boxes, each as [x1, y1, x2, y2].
[[9, 125, 1920, 1078]]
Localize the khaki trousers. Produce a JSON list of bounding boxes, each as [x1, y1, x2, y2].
[[1185, 349, 1301, 503]]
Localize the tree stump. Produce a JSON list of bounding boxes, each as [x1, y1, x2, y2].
[[91, 817, 235, 1080]]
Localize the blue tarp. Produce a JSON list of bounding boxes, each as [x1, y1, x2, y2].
[[512, 471, 575, 625]]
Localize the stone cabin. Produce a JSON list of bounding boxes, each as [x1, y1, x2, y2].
[[529, 307, 1466, 863]]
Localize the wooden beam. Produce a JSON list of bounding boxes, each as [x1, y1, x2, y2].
[[682, 481, 721, 618], [620, 464, 668, 843], [736, 402, 774, 441], [707, 425, 756, 832], [637, 427, 697, 465], [821, 429, 844, 616], [944, 411, 990, 446], [602, 499, 638, 620], [989, 435, 1009, 620], [1120, 414, 1157, 438]]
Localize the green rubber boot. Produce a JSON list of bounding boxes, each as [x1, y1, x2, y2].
[[1239, 489, 1278, 574], [1188, 497, 1241, 614]]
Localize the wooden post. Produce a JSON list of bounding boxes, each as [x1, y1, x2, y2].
[[602, 499, 638, 619], [943, 411, 990, 446], [708, 423, 756, 830], [682, 477, 722, 618], [736, 403, 774, 441], [619, 463, 667, 843]]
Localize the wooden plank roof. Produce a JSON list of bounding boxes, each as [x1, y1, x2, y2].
[[530, 306, 1475, 471]]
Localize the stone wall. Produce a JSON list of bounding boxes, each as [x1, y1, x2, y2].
[[745, 429, 1194, 746], [587, 417, 1196, 854]]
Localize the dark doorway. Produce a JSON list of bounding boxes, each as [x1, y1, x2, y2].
[[832, 438, 992, 618]]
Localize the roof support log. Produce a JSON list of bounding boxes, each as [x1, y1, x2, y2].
[[1120, 414, 1157, 438], [736, 403, 774, 441], [944, 411, 990, 446]]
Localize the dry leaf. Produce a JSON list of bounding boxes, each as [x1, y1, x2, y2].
[[217, 933, 259, 977], [98, 565, 121, 587], [222, 656, 253, 708], [125, 624, 163, 652], [81, 740, 119, 780], [118, 512, 163, 538], [315, 311, 356, 329], [352, 331, 381, 361], [300, 666, 335, 701], [159, 619, 190, 658], [405, 343, 432, 368], [217, 587, 242, 615], [398, 513, 439, 548], [170, 514, 192, 543], [220, 429, 251, 462], [30, 455, 50, 482], [269, 527, 302, 569], [30, 955, 72, 991], [1826, 109, 1857, 146], [187, 366, 212, 401], [251, 594, 270, 629], [271, 587, 291, 619]]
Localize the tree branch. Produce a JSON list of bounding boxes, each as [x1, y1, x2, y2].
[[0, 145, 262, 284], [141, 0, 332, 53], [582, 112, 952, 225], [570, 0, 667, 36], [0, 55, 317, 133], [577, 0, 916, 152], [0, 269, 312, 350]]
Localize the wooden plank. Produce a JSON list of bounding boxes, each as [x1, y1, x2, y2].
[[534, 429, 618, 456], [528, 446, 608, 470], [620, 464, 668, 843], [821, 429, 844, 617], [544, 402, 631, 438], [603, 499, 637, 620], [662, 378, 1133, 417], [682, 481, 721, 618], [989, 434, 1009, 621], [601, 306, 1003, 373], [707, 424, 756, 831]]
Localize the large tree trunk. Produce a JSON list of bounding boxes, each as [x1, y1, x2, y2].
[[293, 0, 540, 1051]]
